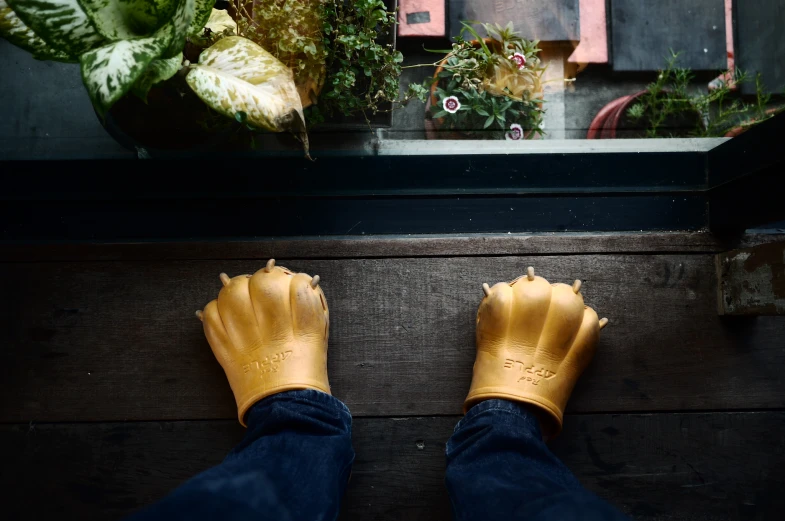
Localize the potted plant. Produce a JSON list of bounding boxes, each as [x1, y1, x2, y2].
[[0, 0, 215, 115], [1, 0, 404, 155], [587, 51, 784, 139], [406, 22, 545, 140]]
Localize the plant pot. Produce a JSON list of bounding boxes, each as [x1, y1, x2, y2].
[[723, 106, 783, 137], [586, 91, 646, 139], [587, 90, 703, 139], [98, 74, 243, 155], [425, 38, 543, 140]]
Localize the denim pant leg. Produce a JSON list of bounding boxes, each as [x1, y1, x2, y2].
[[446, 399, 629, 521], [127, 390, 354, 521]]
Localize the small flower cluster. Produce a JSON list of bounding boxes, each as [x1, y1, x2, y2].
[[442, 95, 525, 140], [416, 21, 545, 140]]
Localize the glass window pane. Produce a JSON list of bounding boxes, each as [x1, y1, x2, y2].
[[1, 0, 782, 162]]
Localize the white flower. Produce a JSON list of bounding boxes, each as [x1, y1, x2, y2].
[[505, 123, 524, 141], [443, 96, 461, 114], [509, 52, 526, 69]]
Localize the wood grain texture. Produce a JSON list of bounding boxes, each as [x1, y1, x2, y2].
[[4, 232, 783, 262], [611, 0, 726, 71], [717, 241, 785, 315], [2, 255, 784, 422], [1, 413, 782, 521]]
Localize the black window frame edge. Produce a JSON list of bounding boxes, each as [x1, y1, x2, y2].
[[0, 113, 782, 240]]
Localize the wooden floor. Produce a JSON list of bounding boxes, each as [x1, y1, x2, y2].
[[1, 233, 784, 521]]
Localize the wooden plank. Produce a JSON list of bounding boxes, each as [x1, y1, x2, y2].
[[0, 412, 782, 520], [736, 0, 785, 96], [611, 0, 726, 71], [5, 232, 783, 262], [2, 254, 784, 422], [448, 0, 579, 42], [717, 241, 785, 315]]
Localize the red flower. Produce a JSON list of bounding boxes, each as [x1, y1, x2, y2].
[[443, 96, 461, 114], [509, 52, 526, 70], [506, 123, 524, 141]]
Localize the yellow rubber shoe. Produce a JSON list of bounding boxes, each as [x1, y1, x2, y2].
[[197, 259, 330, 426], [465, 267, 608, 438]]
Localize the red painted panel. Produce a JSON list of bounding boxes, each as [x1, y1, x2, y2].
[[568, 0, 608, 64], [398, 0, 446, 37]]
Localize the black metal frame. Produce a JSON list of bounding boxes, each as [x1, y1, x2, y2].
[[707, 112, 785, 234], [1, 113, 782, 241]]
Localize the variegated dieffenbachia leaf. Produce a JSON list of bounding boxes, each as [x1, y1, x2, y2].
[[185, 36, 305, 133], [80, 23, 172, 114], [130, 52, 181, 101], [203, 8, 235, 34], [189, 8, 234, 47], [6, 0, 105, 56], [187, 0, 213, 35], [159, 0, 193, 58], [76, 0, 178, 41], [0, 0, 74, 60]]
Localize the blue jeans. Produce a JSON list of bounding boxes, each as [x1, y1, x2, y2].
[[128, 390, 628, 521]]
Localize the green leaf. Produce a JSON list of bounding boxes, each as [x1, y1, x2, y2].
[[460, 21, 490, 57], [130, 52, 181, 101], [187, 0, 213, 35], [7, 0, 105, 55], [185, 36, 305, 133], [77, 0, 179, 40], [431, 109, 448, 119], [474, 107, 489, 116], [80, 23, 173, 114], [160, 0, 194, 58], [483, 115, 495, 128], [0, 0, 74, 60], [204, 6, 234, 33]]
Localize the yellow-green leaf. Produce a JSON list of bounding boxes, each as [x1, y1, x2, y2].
[[202, 7, 234, 35], [185, 35, 304, 133]]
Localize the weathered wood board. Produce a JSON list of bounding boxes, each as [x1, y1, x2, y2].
[[3, 254, 784, 422], [1, 413, 782, 521], [0, 232, 742, 262], [611, 0, 726, 71], [448, 0, 580, 41], [716, 241, 785, 315]]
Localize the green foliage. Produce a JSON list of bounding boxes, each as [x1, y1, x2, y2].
[[232, 0, 327, 108], [308, 0, 403, 124], [407, 21, 545, 139], [0, 0, 215, 115], [626, 50, 783, 138]]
